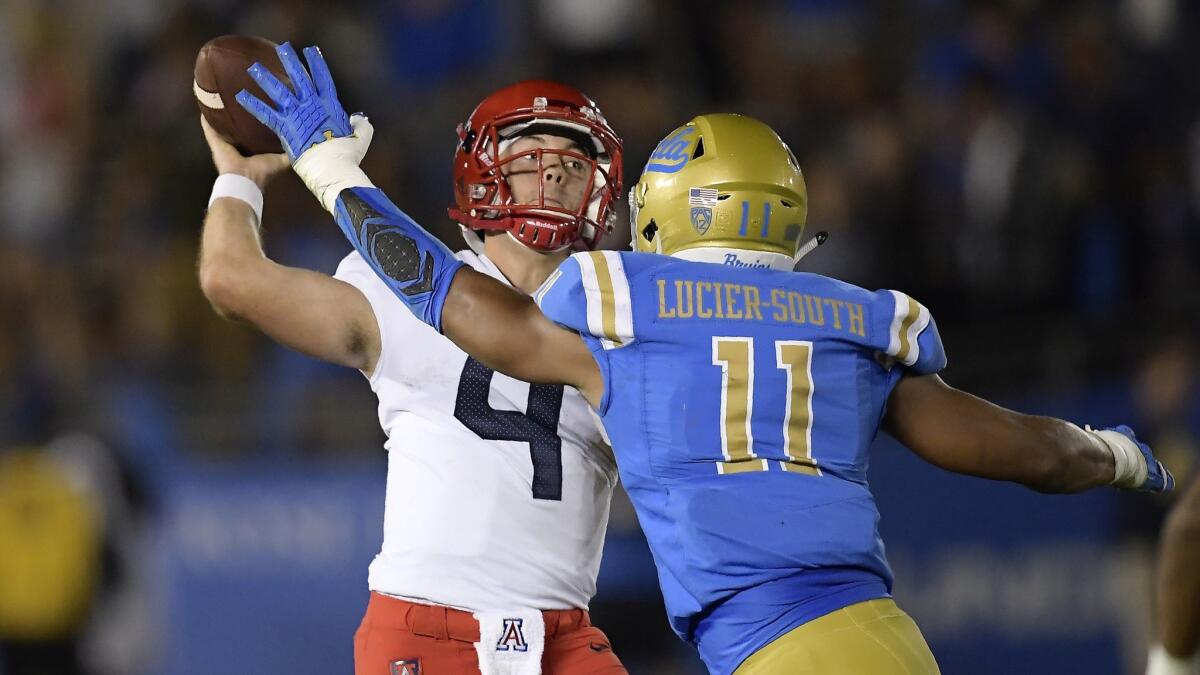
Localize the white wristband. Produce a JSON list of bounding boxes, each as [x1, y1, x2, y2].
[[1079, 424, 1147, 488], [208, 174, 264, 223], [292, 114, 376, 213], [293, 141, 374, 213], [1146, 644, 1197, 675]]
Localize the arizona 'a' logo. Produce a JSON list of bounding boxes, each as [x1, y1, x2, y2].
[[496, 618, 528, 652], [389, 659, 420, 675]]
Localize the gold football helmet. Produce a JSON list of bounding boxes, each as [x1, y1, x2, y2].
[[630, 114, 808, 267]]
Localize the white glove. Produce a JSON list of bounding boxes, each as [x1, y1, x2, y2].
[[292, 113, 376, 213]]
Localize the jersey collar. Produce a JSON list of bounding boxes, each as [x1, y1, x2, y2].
[[670, 246, 795, 272], [457, 249, 512, 287]]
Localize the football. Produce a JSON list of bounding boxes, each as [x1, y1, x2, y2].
[[194, 35, 291, 156]]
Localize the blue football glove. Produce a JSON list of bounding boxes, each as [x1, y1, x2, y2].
[[1090, 424, 1175, 493], [235, 42, 352, 161], [236, 43, 464, 332]]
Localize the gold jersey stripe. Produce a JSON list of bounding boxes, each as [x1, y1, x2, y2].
[[719, 459, 769, 474], [588, 251, 622, 345], [780, 459, 821, 475], [895, 295, 921, 364]]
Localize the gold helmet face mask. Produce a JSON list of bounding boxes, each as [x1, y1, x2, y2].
[[629, 114, 808, 269]]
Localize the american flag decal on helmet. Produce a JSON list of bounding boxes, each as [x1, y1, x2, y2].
[[688, 187, 718, 207]]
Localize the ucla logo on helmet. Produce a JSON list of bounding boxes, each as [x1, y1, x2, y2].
[[645, 127, 695, 174], [690, 206, 713, 234]]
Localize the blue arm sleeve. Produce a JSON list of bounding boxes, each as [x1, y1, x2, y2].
[[332, 187, 465, 332]]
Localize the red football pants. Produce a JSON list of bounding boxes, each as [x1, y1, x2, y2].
[[354, 592, 628, 675]]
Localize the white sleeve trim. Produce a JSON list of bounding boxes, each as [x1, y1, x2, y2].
[[886, 290, 931, 367], [574, 252, 635, 350], [601, 251, 635, 345]]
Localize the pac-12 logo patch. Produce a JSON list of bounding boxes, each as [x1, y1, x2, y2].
[[690, 206, 713, 234], [496, 618, 528, 652], [390, 659, 420, 675]]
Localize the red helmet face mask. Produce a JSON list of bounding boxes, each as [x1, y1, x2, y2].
[[449, 80, 624, 252]]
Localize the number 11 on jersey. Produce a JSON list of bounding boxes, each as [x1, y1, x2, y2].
[[713, 336, 821, 476]]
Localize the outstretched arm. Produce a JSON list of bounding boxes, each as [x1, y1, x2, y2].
[[884, 374, 1172, 494], [236, 43, 602, 405], [334, 183, 601, 402], [441, 269, 603, 402]]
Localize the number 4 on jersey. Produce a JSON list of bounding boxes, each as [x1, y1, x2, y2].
[[454, 358, 565, 500], [713, 336, 821, 476]]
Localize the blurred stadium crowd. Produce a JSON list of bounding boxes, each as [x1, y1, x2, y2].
[[0, 0, 1198, 673], [2, 0, 1198, 456]]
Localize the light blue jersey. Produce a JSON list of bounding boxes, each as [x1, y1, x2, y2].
[[535, 251, 947, 675]]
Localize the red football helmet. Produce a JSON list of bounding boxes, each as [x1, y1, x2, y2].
[[449, 80, 624, 252]]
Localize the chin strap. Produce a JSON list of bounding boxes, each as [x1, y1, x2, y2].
[[792, 231, 829, 268]]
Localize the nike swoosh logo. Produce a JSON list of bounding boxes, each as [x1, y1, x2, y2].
[[589, 642, 610, 652]]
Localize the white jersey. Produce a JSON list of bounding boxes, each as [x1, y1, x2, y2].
[[334, 249, 617, 611]]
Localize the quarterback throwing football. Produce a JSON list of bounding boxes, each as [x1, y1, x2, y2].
[[235, 43, 1174, 675], [199, 52, 628, 675]]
